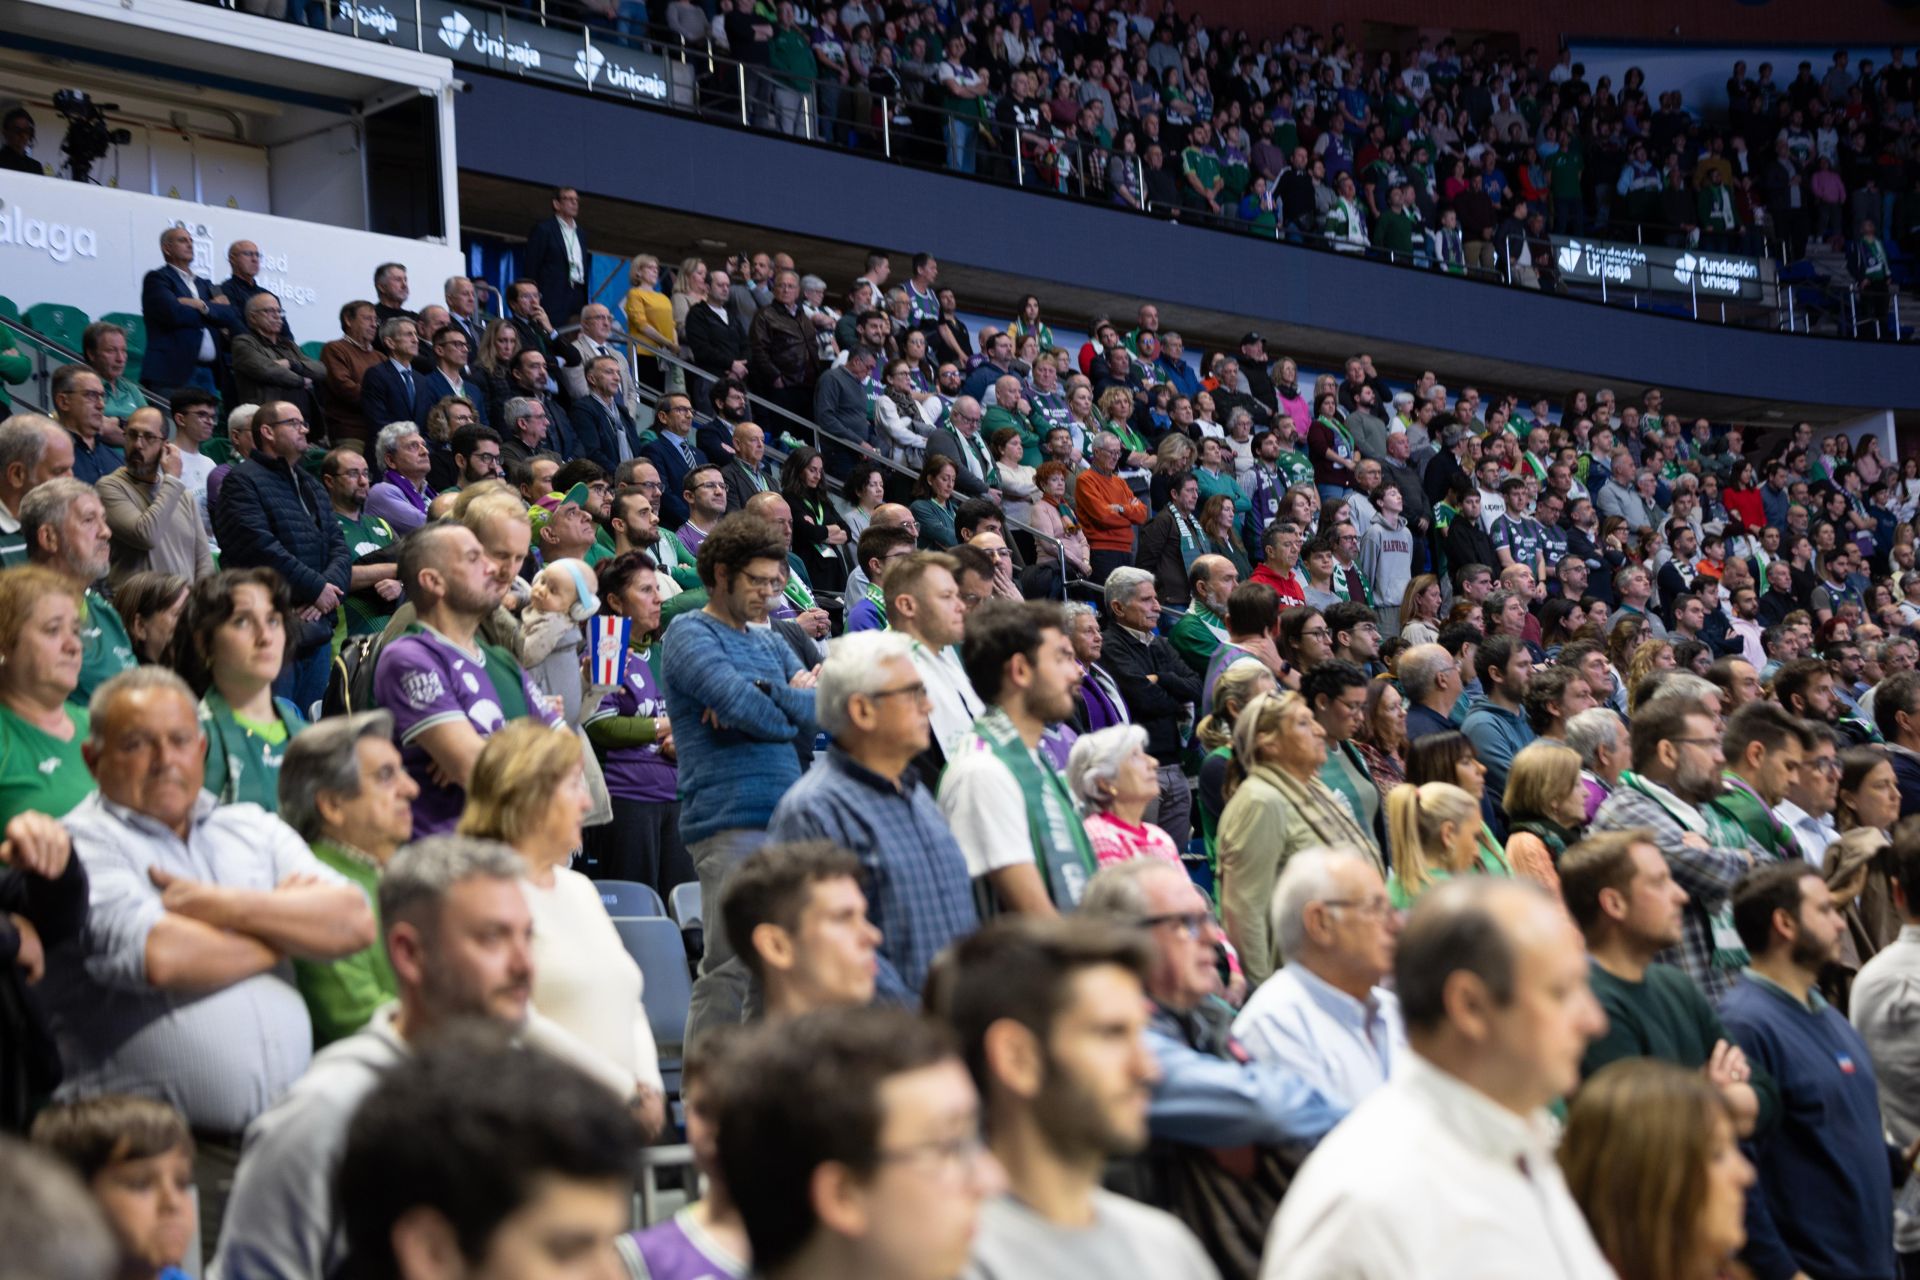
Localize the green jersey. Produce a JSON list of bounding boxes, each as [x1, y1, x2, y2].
[[0, 702, 92, 825], [75, 591, 136, 706]]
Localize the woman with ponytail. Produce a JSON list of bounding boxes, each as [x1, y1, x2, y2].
[[1383, 782, 1483, 910]]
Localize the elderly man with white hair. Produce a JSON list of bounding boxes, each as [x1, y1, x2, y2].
[[1230, 845, 1407, 1110], [766, 628, 977, 1004], [1565, 706, 1629, 823], [363, 420, 436, 535], [1100, 565, 1201, 844], [1067, 723, 1178, 867]]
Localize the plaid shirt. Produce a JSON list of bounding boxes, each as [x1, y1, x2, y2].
[[767, 745, 979, 1004], [1590, 783, 1756, 1004]]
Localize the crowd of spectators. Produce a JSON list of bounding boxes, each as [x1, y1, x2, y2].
[[12, 187, 1920, 1280]]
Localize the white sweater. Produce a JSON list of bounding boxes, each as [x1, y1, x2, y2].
[[522, 867, 663, 1092]]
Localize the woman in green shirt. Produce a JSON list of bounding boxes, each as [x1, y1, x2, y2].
[[170, 568, 307, 811], [0, 567, 91, 826]]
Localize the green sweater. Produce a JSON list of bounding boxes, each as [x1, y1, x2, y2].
[[1583, 959, 1779, 1134], [1168, 604, 1227, 679], [294, 841, 397, 1047]]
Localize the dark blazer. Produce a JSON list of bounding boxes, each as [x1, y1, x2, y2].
[[571, 395, 645, 474], [414, 369, 489, 427], [641, 431, 708, 528], [723, 459, 775, 512], [489, 386, 575, 460], [507, 313, 578, 368], [1135, 506, 1200, 606], [361, 360, 422, 433], [1098, 620, 1202, 765], [139, 266, 238, 389], [524, 215, 588, 323], [685, 301, 746, 376], [922, 426, 991, 498]]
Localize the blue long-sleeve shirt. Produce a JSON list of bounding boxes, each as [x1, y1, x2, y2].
[[1146, 1003, 1346, 1149], [1458, 696, 1537, 801], [660, 611, 815, 845]]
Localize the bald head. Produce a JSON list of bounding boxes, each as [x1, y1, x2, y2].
[[871, 502, 914, 530], [745, 491, 793, 546]]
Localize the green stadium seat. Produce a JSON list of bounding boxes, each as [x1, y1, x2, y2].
[[0, 296, 18, 324], [24, 303, 89, 356], [101, 311, 147, 383], [202, 438, 235, 466], [301, 341, 326, 361]]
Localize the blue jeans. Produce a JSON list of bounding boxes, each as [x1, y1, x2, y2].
[[274, 641, 331, 721], [946, 116, 978, 173]]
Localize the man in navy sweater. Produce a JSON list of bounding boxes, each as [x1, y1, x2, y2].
[[1719, 861, 1908, 1280]]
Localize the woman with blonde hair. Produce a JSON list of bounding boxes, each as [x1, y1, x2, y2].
[[1560, 1059, 1754, 1280], [1217, 688, 1377, 984], [1382, 781, 1483, 909], [1501, 741, 1589, 894], [474, 317, 523, 415], [668, 256, 709, 331], [1624, 638, 1676, 710], [1398, 573, 1443, 646], [623, 253, 676, 392], [1095, 385, 1154, 473], [459, 720, 665, 1133], [0, 565, 88, 826], [1195, 657, 1277, 868], [1066, 724, 1179, 867]]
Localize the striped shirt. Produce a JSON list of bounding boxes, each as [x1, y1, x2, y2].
[[43, 789, 344, 1133]]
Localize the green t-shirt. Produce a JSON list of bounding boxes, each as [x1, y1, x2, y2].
[[337, 510, 397, 637], [1547, 147, 1584, 198], [201, 691, 308, 812], [294, 841, 398, 1048], [75, 591, 136, 706], [0, 702, 92, 825]]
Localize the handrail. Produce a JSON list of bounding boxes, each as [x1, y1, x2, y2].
[[306, 0, 1903, 343], [636, 340, 1070, 594], [0, 313, 173, 417]]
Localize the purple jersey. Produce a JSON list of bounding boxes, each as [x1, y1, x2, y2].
[[375, 626, 559, 835], [620, 1210, 744, 1280], [584, 644, 678, 804]]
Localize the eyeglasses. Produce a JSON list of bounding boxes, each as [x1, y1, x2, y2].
[[1669, 736, 1721, 749], [863, 682, 930, 703], [739, 570, 785, 592], [1139, 911, 1218, 939], [876, 1132, 992, 1183], [1320, 897, 1396, 920], [1301, 626, 1331, 639], [1808, 756, 1843, 776], [64, 389, 106, 403]]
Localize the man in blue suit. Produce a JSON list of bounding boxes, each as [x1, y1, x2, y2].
[[569, 353, 644, 473], [523, 186, 589, 327], [360, 316, 423, 433], [140, 226, 238, 391], [640, 391, 706, 528], [413, 323, 488, 427]]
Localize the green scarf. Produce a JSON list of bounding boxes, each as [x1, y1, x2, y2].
[[1509, 817, 1577, 864], [972, 706, 1096, 909], [1621, 770, 1750, 970]]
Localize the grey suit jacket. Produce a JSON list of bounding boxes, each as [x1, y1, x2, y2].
[[923, 426, 991, 498]]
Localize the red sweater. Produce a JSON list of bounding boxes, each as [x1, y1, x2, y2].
[[1074, 470, 1148, 552]]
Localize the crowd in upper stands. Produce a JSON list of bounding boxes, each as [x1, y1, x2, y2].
[[10, 168, 1920, 1280]]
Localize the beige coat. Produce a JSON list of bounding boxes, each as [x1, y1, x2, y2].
[[1217, 761, 1379, 987], [96, 468, 213, 588]]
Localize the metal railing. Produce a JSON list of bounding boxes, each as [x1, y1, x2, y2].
[[280, 0, 1912, 343], [0, 314, 172, 417], [621, 338, 1070, 592]]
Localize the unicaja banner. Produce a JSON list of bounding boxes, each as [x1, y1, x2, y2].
[[1549, 235, 1772, 302], [334, 0, 671, 103]]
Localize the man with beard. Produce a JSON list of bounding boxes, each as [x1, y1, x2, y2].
[[949, 917, 1217, 1277], [1591, 699, 1759, 1003], [373, 522, 560, 836], [1704, 702, 1808, 861], [939, 601, 1092, 917], [96, 406, 211, 587], [319, 447, 402, 637], [21, 477, 137, 702], [1719, 862, 1899, 1280], [209, 836, 611, 1280]]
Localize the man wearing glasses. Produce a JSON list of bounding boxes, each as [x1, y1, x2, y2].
[[415, 325, 487, 428], [1590, 698, 1760, 1003], [1079, 859, 1344, 1263], [1772, 723, 1843, 872], [1399, 643, 1463, 742], [768, 631, 977, 1004], [1232, 847, 1407, 1110], [642, 393, 710, 528], [49, 365, 123, 486], [212, 401, 351, 713], [166, 388, 222, 541]]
